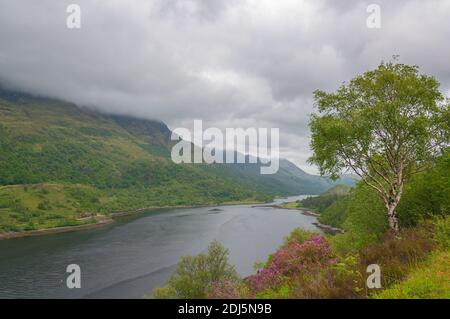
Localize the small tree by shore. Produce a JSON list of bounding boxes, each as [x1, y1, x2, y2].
[[152, 240, 239, 299]]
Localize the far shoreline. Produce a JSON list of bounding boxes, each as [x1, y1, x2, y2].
[[0, 199, 271, 241], [254, 203, 344, 234]]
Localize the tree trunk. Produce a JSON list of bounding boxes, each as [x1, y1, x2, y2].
[[386, 167, 404, 233], [387, 202, 399, 233]]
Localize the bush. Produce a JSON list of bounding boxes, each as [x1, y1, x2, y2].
[[152, 286, 177, 299], [328, 183, 388, 254], [289, 253, 365, 299], [247, 235, 335, 294], [430, 216, 450, 249], [299, 185, 350, 213], [152, 241, 239, 299], [38, 200, 51, 210], [282, 228, 318, 246], [359, 229, 436, 289], [207, 280, 250, 299], [397, 151, 450, 227], [376, 251, 450, 299], [319, 196, 349, 228], [247, 233, 365, 299]]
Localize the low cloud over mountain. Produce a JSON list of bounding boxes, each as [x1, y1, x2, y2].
[[1, 0, 449, 172]]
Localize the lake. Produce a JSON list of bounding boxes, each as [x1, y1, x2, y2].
[[0, 195, 319, 298]]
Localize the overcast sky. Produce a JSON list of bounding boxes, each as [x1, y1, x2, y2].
[[1, 0, 449, 173]]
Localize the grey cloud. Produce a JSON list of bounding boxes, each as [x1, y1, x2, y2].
[[0, 0, 449, 173]]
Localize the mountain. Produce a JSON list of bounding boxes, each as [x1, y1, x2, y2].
[[0, 88, 354, 232], [106, 111, 356, 196], [202, 158, 355, 196]]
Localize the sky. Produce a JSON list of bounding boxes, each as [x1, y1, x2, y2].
[[0, 0, 449, 173]]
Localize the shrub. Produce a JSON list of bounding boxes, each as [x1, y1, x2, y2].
[[282, 228, 318, 246], [152, 241, 239, 299], [376, 251, 450, 299], [289, 253, 365, 299], [319, 196, 349, 228], [208, 279, 250, 299], [152, 286, 177, 299], [397, 150, 450, 227], [359, 229, 436, 289], [299, 185, 350, 213], [247, 235, 336, 294], [248, 234, 365, 299], [327, 183, 388, 254], [343, 183, 388, 238], [256, 283, 293, 299], [38, 200, 51, 210], [430, 216, 450, 249]]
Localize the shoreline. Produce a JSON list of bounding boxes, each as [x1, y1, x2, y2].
[[256, 203, 344, 234], [0, 218, 114, 240], [0, 199, 268, 241]]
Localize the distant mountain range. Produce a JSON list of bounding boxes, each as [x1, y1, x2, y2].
[[0, 88, 356, 196], [0, 87, 357, 231]]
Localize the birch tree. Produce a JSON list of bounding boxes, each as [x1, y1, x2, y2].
[[309, 61, 450, 232]]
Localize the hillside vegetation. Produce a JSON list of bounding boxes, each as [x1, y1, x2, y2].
[[0, 89, 348, 233], [0, 92, 263, 232], [376, 250, 449, 299], [298, 184, 351, 212]]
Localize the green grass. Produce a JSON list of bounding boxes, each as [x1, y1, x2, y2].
[[0, 184, 98, 232], [280, 201, 300, 209], [375, 250, 450, 299]]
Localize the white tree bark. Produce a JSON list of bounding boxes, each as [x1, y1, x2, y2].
[[387, 201, 400, 233]]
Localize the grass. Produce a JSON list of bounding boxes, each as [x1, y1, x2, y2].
[[0, 184, 99, 232], [222, 199, 267, 205], [375, 250, 450, 299], [280, 201, 301, 209]]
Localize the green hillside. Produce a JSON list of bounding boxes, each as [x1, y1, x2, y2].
[[290, 184, 351, 212], [214, 159, 356, 196], [0, 91, 267, 232], [0, 89, 349, 233]]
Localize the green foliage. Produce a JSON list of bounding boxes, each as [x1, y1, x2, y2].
[[328, 183, 387, 254], [256, 283, 293, 299], [284, 253, 366, 299], [359, 229, 436, 290], [375, 251, 450, 299], [152, 241, 239, 299], [0, 181, 271, 232], [430, 216, 450, 249], [283, 228, 318, 246], [343, 183, 388, 239], [0, 184, 98, 232], [207, 280, 251, 299], [299, 184, 351, 213], [310, 60, 449, 179], [326, 150, 449, 248], [309, 60, 450, 231], [397, 150, 450, 226], [37, 200, 51, 210], [250, 232, 365, 299], [319, 196, 349, 228]]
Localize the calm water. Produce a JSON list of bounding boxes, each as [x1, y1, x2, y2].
[[0, 195, 318, 299]]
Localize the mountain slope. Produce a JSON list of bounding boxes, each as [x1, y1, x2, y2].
[[0, 89, 354, 232]]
